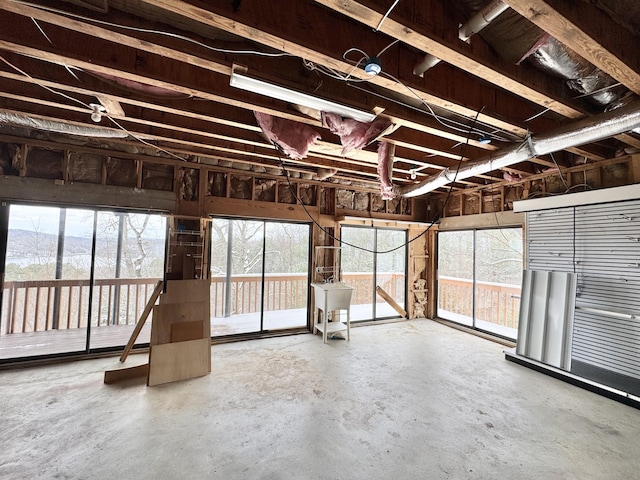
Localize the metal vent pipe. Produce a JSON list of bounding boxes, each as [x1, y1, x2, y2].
[[396, 100, 640, 197]]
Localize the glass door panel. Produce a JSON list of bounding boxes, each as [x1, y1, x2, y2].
[[437, 230, 474, 326], [210, 218, 229, 334], [341, 227, 375, 321], [474, 229, 522, 338], [210, 219, 264, 335], [375, 229, 407, 319], [263, 222, 309, 330], [90, 212, 166, 350], [0, 205, 90, 358]]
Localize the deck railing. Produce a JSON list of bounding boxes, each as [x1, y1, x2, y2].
[[1, 278, 160, 334], [438, 276, 521, 329], [2, 271, 407, 334]]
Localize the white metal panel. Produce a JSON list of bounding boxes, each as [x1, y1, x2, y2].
[[516, 270, 576, 370], [525, 198, 640, 381]]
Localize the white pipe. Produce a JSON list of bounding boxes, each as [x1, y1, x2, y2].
[[413, 1, 509, 77], [413, 54, 442, 78], [459, 0, 509, 43], [396, 100, 640, 197]]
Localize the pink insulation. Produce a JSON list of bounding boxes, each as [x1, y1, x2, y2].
[[377, 141, 395, 200], [502, 171, 522, 182], [254, 112, 320, 160], [322, 112, 393, 155]]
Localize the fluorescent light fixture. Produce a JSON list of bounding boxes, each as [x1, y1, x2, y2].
[[230, 71, 377, 123]]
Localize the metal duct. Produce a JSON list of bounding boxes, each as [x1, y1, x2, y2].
[[454, 0, 632, 110], [0, 111, 128, 138], [396, 100, 640, 197]]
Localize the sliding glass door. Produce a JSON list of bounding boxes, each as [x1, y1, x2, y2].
[[90, 212, 166, 350], [437, 228, 523, 339], [0, 204, 166, 360], [437, 231, 474, 326], [341, 226, 407, 321], [210, 218, 311, 336]]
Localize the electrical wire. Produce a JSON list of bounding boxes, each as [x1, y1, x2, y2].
[[0, 54, 187, 161], [304, 44, 515, 144], [380, 70, 515, 143], [375, 0, 402, 31], [13, 0, 293, 58], [549, 152, 569, 190], [0, 54, 90, 111]]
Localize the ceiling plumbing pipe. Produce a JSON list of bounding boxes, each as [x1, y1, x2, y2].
[[395, 100, 640, 197], [413, 0, 509, 76], [458, 0, 509, 42]]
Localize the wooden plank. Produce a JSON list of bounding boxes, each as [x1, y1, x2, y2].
[[120, 280, 163, 363], [104, 363, 149, 384], [0, 176, 176, 212], [95, 94, 126, 116], [376, 285, 407, 318], [171, 320, 205, 343], [140, 0, 553, 135], [147, 338, 211, 386], [162, 279, 209, 304], [150, 301, 209, 345]]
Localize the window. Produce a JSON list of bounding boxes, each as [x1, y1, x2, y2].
[[341, 225, 407, 321], [0, 204, 166, 360], [437, 228, 522, 339], [210, 218, 311, 336]]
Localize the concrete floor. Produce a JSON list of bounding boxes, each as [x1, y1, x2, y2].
[[1, 319, 639, 480]]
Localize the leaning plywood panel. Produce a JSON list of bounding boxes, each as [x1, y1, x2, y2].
[[171, 320, 206, 343], [147, 338, 211, 386], [161, 279, 210, 306], [150, 301, 209, 345]]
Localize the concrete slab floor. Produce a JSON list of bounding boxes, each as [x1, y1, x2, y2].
[[1, 319, 639, 480]]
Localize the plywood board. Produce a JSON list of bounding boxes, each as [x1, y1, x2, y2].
[[147, 338, 210, 387], [104, 363, 149, 384], [161, 279, 210, 305], [171, 320, 205, 343], [150, 301, 208, 345]]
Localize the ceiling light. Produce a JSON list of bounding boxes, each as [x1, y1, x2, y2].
[[230, 71, 377, 123], [478, 134, 492, 144], [89, 103, 106, 123], [364, 57, 382, 75]]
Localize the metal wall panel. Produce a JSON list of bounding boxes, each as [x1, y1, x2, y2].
[[525, 199, 640, 381], [516, 270, 576, 370]]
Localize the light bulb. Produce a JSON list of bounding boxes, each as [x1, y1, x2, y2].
[[364, 57, 382, 75], [89, 103, 106, 123]]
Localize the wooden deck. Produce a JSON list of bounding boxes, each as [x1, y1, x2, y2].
[[0, 309, 307, 360], [0, 303, 399, 360]]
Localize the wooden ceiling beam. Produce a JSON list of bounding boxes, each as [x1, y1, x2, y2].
[[0, 8, 502, 152], [313, 0, 583, 119], [138, 0, 557, 137]]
